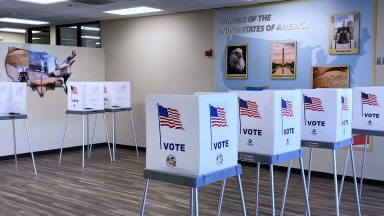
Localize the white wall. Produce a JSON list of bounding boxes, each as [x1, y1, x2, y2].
[[101, 11, 214, 148], [0, 42, 106, 157], [0, 32, 25, 43]]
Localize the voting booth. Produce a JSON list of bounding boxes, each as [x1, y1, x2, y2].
[[352, 87, 384, 131], [145, 93, 238, 176], [0, 82, 27, 114], [235, 90, 301, 155], [67, 82, 104, 111], [301, 88, 352, 142], [104, 82, 131, 108]]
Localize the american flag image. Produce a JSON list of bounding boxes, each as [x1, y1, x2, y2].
[[341, 96, 349, 110], [71, 86, 78, 95], [281, 99, 294, 117], [361, 92, 379, 106], [304, 95, 324, 112], [158, 105, 184, 130], [210, 105, 228, 127], [239, 98, 262, 118], [103, 86, 107, 94]]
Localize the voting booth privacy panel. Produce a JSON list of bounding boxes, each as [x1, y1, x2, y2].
[[104, 82, 131, 108], [145, 93, 238, 176], [352, 87, 384, 131], [235, 90, 301, 155], [67, 82, 104, 111], [0, 82, 27, 114], [301, 89, 352, 142]]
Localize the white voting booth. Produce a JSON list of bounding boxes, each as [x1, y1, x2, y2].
[[352, 87, 384, 131], [0, 82, 27, 114], [67, 82, 104, 111], [234, 90, 301, 155], [104, 82, 131, 108], [301, 89, 352, 142], [145, 93, 238, 175]]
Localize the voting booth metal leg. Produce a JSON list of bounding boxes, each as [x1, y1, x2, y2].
[[86, 114, 90, 158], [12, 119, 18, 170], [255, 162, 260, 216], [338, 149, 350, 204], [190, 187, 194, 216], [349, 145, 362, 216], [299, 156, 311, 216], [217, 179, 226, 216], [280, 160, 292, 216], [270, 164, 275, 216], [82, 115, 85, 168], [140, 179, 149, 216], [194, 187, 199, 216], [103, 113, 112, 162], [112, 112, 116, 162], [129, 110, 139, 157], [89, 114, 98, 158], [59, 114, 69, 165], [332, 150, 340, 216], [359, 136, 368, 200], [24, 119, 37, 176], [236, 175, 247, 216], [307, 147, 313, 196]]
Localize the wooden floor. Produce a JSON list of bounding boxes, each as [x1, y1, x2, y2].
[[0, 147, 383, 216]]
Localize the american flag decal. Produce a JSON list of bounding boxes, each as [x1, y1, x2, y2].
[[304, 95, 325, 112], [239, 98, 262, 118], [158, 105, 184, 130], [361, 92, 379, 106], [210, 105, 228, 127], [341, 96, 349, 110], [281, 99, 294, 117], [71, 86, 78, 95]]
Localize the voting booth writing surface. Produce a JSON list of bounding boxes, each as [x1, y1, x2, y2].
[[67, 82, 104, 111], [0, 82, 27, 114], [235, 90, 301, 155], [104, 82, 131, 108], [352, 87, 384, 131], [301, 89, 352, 142], [145, 93, 238, 176]]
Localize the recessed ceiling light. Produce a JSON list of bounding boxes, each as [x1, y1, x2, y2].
[[0, 28, 26, 33], [69, 26, 100, 31], [32, 30, 42, 34], [0, 17, 49, 25], [32, 37, 42, 40], [17, 0, 68, 4], [81, 35, 100, 40], [104, 6, 162, 16]]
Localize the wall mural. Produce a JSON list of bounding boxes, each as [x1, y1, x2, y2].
[[5, 47, 76, 97]]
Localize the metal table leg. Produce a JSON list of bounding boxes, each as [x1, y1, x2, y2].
[[255, 162, 260, 216], [300, 156, 311, 216], [280, 160, 292, 216], [103, 113, 112, 162], [24, 119, 37, 176], [89, 114, 98, 158], [306, 147, 313, 216], [237, 175, 247, 216], [86, 114, 90, 157], [140, 179, 149, 216], [82, 115, 85, 168], [217, 179, 226, 216], [350, 145, 362, 216], [129, 110, 139, 157], [359, 136, 368, 200], [332, 150, 340, 216], [271, 164, 275, 216], [190, 187, 194, 216], [59, 114, 69, 165], [112, 112, 116, 161], [11, 119, 17, 170], [338, 149, 350, 204], [195, 187, 199, 216]]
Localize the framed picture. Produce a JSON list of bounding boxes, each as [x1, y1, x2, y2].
[[245, 86, 268, 91], [329, 12, 360, 54], [271, 41, 296, 79], [311, 66, 350, 88], [226, 44, 247, 79]]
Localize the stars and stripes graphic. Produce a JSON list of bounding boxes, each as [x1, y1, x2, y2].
[[304, 95, 325, 112], [341, 96, 349, 110], [158, 105, 184, 130], [239, 98, 262, 118], [361, 92, 379, 106], [281, 99, 294, 117], [71, 86, 78, 95], [210, 105, 228, 127]]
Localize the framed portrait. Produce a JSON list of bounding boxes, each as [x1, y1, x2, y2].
[[329, 12, 360, 55], [245, 86, 268, 91], [226, 44, 248, 79], [271, 41, 296, 79], [311, 66, 350, 88]]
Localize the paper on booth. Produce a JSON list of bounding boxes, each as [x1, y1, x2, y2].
[[104, 82, 131, 108], [145, 93, 238, 176], [67, 82, 104, 111], [352, 87, 384, 131]]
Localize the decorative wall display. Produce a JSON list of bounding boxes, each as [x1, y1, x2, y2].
[[311, 66, 349, 88], [271, 42, 296, 79], [5, 47, 76, 97], [329, 12, 360, 54], [226, 44, 247, 79]]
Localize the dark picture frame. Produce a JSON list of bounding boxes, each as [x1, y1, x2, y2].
[[226, 44, 248, 79]]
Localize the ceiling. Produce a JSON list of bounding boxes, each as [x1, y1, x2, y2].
[[0, 0, 284, 29]]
